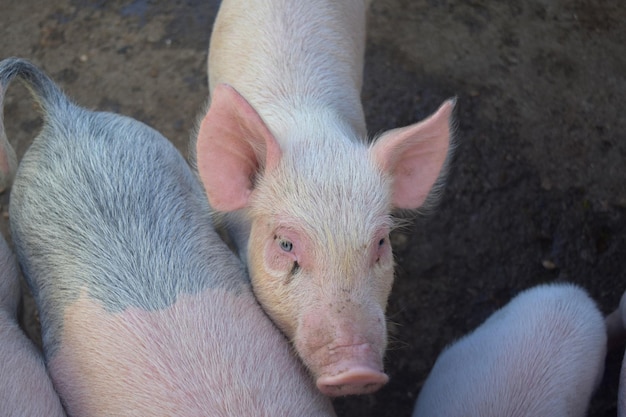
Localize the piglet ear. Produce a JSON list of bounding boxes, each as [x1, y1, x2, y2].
[[196, 83, 282, 212], [371, 99, 455, 209]]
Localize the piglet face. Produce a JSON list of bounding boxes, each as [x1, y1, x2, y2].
[[196, 85, 454, 396], [247, 148, 395, 396]]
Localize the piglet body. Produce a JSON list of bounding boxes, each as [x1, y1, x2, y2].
[[197, 0, 456, 396], [0, 58, 335, 417], [0, 233, 66, 417], [413, 284, 606, 417]]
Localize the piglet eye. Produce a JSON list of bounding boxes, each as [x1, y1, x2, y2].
[[378, 238, 386, 246], [279, 239, 293, 253]]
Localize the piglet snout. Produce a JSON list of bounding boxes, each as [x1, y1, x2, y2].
[[313, 342, 388, 396], [297, 306, 388, 396]]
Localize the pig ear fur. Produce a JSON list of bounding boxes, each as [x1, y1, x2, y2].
[[196, 83, 282, 212], [371, 99, 456, 210]]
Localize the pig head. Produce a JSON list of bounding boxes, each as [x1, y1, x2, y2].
[[196, 83, 455, 396]]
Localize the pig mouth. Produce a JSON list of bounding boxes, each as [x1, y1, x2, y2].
[[316, 364, 389, 396]]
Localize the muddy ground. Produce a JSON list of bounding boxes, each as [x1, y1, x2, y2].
[[1, 0, 625, 416]]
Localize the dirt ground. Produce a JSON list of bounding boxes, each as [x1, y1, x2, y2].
[[1, 1, 625, 416]]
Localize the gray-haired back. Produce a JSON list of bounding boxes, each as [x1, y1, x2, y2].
[[1, 58, 245, 356]]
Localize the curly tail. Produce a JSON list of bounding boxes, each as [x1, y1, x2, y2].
[[0, 57, 71, 192]]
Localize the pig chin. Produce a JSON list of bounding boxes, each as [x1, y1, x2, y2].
[[295, 307, 389, 397]]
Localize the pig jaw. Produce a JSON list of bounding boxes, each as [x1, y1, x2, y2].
[[316, 358, 389, 396]]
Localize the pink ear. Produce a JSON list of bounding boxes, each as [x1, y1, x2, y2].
[[196, 83, 282, 211], [371, 99, 455, 209]]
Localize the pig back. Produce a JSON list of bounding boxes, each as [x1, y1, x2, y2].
[[9, 111, 238, 353]]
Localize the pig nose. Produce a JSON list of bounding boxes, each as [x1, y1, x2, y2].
[[316, 366, 389, 396]]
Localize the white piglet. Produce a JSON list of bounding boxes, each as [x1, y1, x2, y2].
[[0, 234, 65, 416], [196, 0, 455, 396], [412, 283, 607, 417]]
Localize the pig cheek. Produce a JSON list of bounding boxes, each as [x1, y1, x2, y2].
[[248, 239, 301, 337]]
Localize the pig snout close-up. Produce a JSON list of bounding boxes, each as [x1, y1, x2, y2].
[[0, 231, 66, 417], [195, 0, 456, 396], [412, 283, 607, 417], [0, 57, 336, 416]]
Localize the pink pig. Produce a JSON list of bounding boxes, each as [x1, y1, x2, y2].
[[412, 283, 607, 417], [0, 232, 65, 417], [1, 57, 335, 417], [196, 0, 455, 396]]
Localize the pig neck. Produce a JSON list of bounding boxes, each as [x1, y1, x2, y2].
[[233, 19, 368, 139], [210, 0, 369, 137]]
